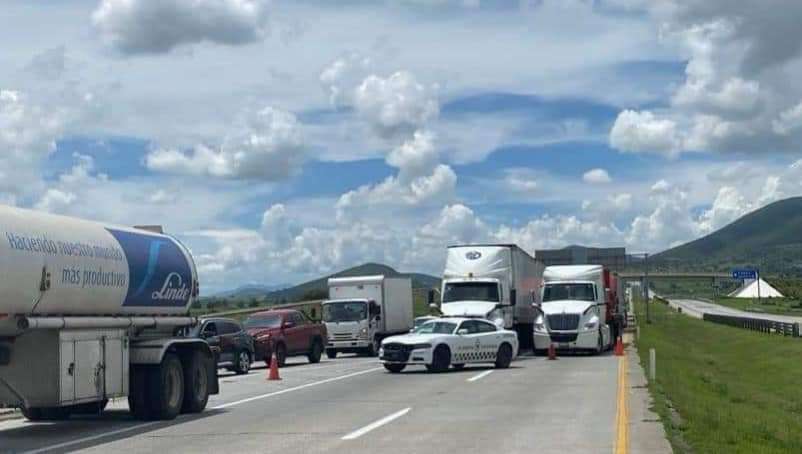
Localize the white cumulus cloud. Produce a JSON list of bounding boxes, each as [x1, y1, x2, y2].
[[146, 106, 305, 180], [583, 168, 612, 184], [354, 71, 439, 139], [92, 0, 271, 55]]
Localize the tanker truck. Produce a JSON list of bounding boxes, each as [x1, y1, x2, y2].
[[0, 205, 218, 421]]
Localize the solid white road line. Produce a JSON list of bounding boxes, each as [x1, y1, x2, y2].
[[467, 370, 494, 382], [341, 407, 411, 441], [213, 366, 383, 409], [23, 422, 159, 454], [23, 366, 383, 454]]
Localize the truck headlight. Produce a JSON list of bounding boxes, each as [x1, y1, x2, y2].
[[584, 316, 599, 330], [360, 327, 368, 337], [534, 315, 547, 333]]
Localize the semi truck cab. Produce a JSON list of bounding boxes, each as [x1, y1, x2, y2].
[[533, 265, 612, 354], [437, 278, 513, 328]]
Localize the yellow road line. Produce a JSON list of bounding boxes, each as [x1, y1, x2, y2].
[[614, 354, 629, 454]]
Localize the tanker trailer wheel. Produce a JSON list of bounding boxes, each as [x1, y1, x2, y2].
[[128, 365, 151, 420], [145, 353, 184, 420], [182, 350, 211, 414], [21, 406, 71, 421]]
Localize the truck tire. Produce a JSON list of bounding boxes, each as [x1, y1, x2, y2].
[[307, 339, 323, 363], [21, 406, 71, 421], [365, 337, 380, 357], [594, 331, 603, 356], [384, 363, 406, 373], [128, 365, 151, 420], [233, 349, 251, 375], [426, 345, 451, 373], [326, 348, 337, 359], [145, 353, 184, 420], [495, 343, 513, 369], [182, 350, 211, 414], [452, 364, 465, 370]]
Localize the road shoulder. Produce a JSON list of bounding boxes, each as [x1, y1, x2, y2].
[[625, 337, 672, 454]]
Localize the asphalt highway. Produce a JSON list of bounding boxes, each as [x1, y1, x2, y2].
[[668, 298, 802, 324], [0, 350, 665, 454]]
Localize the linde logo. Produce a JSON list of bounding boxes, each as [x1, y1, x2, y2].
[[152, 272, 190, 301], [465, 251, 482, 260]]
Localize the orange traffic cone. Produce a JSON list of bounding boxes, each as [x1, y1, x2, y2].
[[547, 343, 557, 360], [267, 352, 281, 381], [614, 337, 625, 356]]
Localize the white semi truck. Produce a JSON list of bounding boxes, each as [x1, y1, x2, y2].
[[0, 206, 218, 421], [430, 244, 544, 351], [533, 265, 622, 354], [322, 275, 413, 358]]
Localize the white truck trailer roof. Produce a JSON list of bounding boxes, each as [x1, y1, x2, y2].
[[543, 265, 603, 282]]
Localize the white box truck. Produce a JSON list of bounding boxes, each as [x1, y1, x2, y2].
[[323, 275, 413, 358], [430, 244, 544, 351], [0, 206, 218, 421], [533, 265, 619, 354]]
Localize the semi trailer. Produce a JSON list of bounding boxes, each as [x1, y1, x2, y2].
[[533, 265, 624, 353], [430, 244, 544, 351], [323, 275, 413, 357], [0, 205, 218, 421]]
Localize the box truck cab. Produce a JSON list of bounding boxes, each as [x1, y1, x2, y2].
[[432, 245, 544, 351], [533, 265, 615, 354], [322, 275, 413, 358]]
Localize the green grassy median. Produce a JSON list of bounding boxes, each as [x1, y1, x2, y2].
[[635, 298, 802, 453]]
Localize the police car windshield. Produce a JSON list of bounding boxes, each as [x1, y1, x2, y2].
[[414, 321, 458, 334], [543, 283, 596, 302]]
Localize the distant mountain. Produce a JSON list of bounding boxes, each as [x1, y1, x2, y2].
[[208, 263, 440, 302], [654, 197, 802, 275], [213, 283, 290, 298]]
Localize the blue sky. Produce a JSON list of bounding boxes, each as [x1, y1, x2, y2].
[[3, 0, 802, 292]]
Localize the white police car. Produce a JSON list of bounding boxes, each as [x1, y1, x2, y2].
[[379, 317, 518, 373]]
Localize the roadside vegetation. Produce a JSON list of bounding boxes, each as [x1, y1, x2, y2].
[[713, 296, 802, 316], [635, 297, 802, 453]]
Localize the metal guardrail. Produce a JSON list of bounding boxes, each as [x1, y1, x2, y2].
[[702, 313, 800, 337]]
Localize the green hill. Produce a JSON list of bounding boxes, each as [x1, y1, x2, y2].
[[223, 262, 440, 302], [654, 197, 802, 275]]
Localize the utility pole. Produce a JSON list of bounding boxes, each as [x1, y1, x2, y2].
[[644, 253, 651, 323]]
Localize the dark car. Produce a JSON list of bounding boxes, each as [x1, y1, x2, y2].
[[188, 318, 255, 374], [243, 309, 327, 367]]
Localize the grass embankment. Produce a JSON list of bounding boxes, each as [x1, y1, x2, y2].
[[635, 298, 802, 453], [713, 296, 802, 317]]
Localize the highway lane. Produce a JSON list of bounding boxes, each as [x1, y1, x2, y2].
[[0, 352, 651, 454], [668, 298, 802, 324]]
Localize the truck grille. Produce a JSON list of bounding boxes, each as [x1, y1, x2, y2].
[[550, 333, 579, 343], [381, 343, 412, 362], [547, 314, 580, 331], [331, 333, 354, 341]]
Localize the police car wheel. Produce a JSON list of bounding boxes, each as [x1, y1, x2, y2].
[[428, 345, 451, 373], [494, 343, 513, 369]]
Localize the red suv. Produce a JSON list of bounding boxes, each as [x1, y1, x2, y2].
[[243, 309, 327, 367]]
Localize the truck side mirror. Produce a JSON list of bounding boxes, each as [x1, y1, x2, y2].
[[509, 289, 517, 307], [457, 329, 468, 335], [427, 289, 435, 306], [530, 289, 537, 303]]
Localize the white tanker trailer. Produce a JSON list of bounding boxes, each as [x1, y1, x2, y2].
[[0, 205, 218, 421]]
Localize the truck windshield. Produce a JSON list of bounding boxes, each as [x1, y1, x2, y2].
[[243, 314, 282, 329], [543, 283, 596, 302], [414, 321, 457, 334], [322, 301, 367, 322], [442, 282, 500, 303]]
